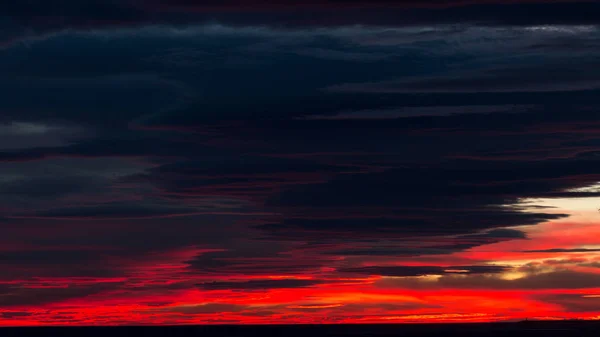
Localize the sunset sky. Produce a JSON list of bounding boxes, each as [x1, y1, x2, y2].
[[1, 0, 600, 326]]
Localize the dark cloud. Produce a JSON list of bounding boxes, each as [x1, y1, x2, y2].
[[197, 279, 326, 290], [476, 228, 528, 239], [130, 155, 360, 202], [329, 61, 600, 94], [324, 247, 458, 257], [0, 175, 103, 199], [523, 248, 600, 253], [339, 265, 510, 277], [377, 269, 600, 290], [0, 311, 33, 319], [257, 209, 557, 239], [0, 121, 85, 150], [142, 1, 588, 10], [0, 74, 184, 128], [428, 228, 529, 252], [145, 155, 355, 177], [301, 105, 533, 120], [0, 213, 261, 281], [536, 294, 600, 312], [15, 202, 210, 220], [0, 247, 127, 279], [2, 2, 600, 47], [151, 2, 600, 28], [2, 0, 141, 22], [326, 229, 527, 258], [256, 164, 569, 242], [186, 248, 332, 276], [0, 249, 112, 266], [0, 283, 123, 307]]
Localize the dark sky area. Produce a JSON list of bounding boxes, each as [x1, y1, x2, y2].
[[1, 0, 600, 325]]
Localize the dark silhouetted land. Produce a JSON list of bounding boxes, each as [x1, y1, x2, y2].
[[2, 321, 600, 337]]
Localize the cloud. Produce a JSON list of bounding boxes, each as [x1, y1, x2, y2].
[[0, 175, 104, 200], [376, 269, 600, 290], [0, 282, 123, 307], [523, 248, 600, 253], [13, 202, 213, 220], [185, 248, 333, 276], [255, 212, 558, 244], [0, 311, 33, 319], [150, 303, 247, 314], [300, 105, 533, 120], [0, 122, 85, 150], [339, 265, 509, 277], [0, 249, 112, 266], [2, 5, 600, 324], [0, 74, 185, 128], [3, 1, 600, 47], [328, 61, 600, 94], [536, 293, 600, 312], [134, 155, 358, 201], [325, 229, 527, 257], [0, 248, 128, 280], [256, 165, 569, 243], [142, 1, 587, 11], [197, 279, 326, 290]]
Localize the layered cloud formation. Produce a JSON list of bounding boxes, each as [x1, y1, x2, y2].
[[1, 0, 600, 325]]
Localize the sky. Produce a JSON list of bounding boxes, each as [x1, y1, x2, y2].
[[1, 0, 600, 326]]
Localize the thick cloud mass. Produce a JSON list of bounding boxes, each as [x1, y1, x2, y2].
[[1, 0, 600, 325], [339, 265, 510, 277], [197, 279, 327, 290]]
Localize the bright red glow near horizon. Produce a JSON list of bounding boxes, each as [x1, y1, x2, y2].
[[2, 201, 600, 325]]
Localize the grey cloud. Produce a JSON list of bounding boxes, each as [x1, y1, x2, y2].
[[300, 105, 533, 120], [339, 265, 509, 277], [15, 202, 216, 220], [318, 229, 527, 257], [2, 2, 600, 49], [291, 47, 391, 62], [0, 158, 152, 213], [197, 279, 326, 290], [0, 283, 123, 307], [0, 175, 104, 200], [329, 61, 600, 94], [0, 74, 185, 127], [0, 122, 85, 150], [186, 248, 332, 276], [376, 269, 600, 290]]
